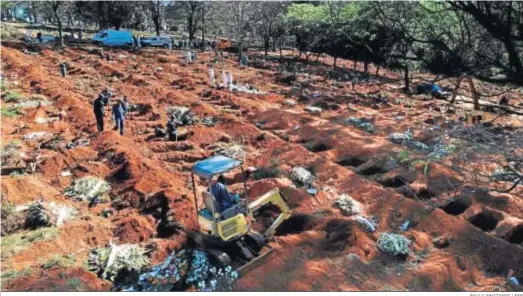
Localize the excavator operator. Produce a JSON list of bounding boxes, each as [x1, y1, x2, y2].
[[210, 175, 240, 212]]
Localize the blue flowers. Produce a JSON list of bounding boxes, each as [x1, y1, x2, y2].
[[133, 250, 187, 292], [129, 248, 239, 292], [186, 250, 239, 292]]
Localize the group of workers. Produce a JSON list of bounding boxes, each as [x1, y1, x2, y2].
[[90, 86, 239, 212], [92, 87, 181, 141], [92, 88, 129, 136]]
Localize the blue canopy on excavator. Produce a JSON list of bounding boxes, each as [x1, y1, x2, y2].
[[192, 155, 243, 180]]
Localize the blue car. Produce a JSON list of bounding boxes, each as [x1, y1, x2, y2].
[[92, 30, 133, 47]]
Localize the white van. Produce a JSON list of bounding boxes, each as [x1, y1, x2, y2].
[[92, 30, 133, 47]]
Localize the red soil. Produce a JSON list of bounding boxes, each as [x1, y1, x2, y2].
[[1, 40, 522, 292]]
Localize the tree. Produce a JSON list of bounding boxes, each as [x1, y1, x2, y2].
[[147, 0, 163, 36], [214, 2, 254, 60], [46, 1, 66, 46], [253, 2, 288, 56], [180, 1, 202, 42], [449, 1, 523, 86], [105, 1, 138, 30], [449, 125, 523, 194], [1, 1, 15, 21], [287, 3, 328, 62]]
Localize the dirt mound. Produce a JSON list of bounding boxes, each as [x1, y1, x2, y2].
[[2, 43, 522, 292]]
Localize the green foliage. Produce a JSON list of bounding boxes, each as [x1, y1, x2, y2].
[[252, 158, 281, 180], [9, 170, 25, 177], [1, 200, 16, 219], [4, 91, 22, 102], [252, 166, 281, 180], [67, 278, 84, 291], [64, 177, 111, 202], [287, 3, 328, 23], [398, 150, 411, 164], [1, 106, 23, 117], [377, 232, 411, 256], [41, 254, 76, 270], [1, 201, 25, 236], [1, 267, 31, 286], [88, 244, 150, 281], [1, 227, 59, 259]]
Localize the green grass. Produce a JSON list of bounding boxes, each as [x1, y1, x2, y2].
[[1, 200, 16, 219], [4, 92, 23, 103], [9, 170, 26, 177], [67, 278, 84, 291], [1, 227, 59, 259], [41, 254, 76, 270], [1, 106, 23, 117], [252, 166, 282, 180], [252, 157, 281, 180], [398, 150, 411, 164], [1, 267, 31, 286]]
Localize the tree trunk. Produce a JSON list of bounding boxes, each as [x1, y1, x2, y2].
[[353, 60, 357, 70], [155, 22, 161, 36], [279, 38, 283, 60], [238, 40, 243, 61], [188, 13, 194, 41], [272, 37, 276, 51], [32, 2, 38, 23], [316, 53, 320, 62], [363, 60, 369, 73], [467, 76, 480, 110], [52, 5, 64, 47], [404, 66, 409, 90], [450, 75, 464, 104], [201, 5, 205, 52], [58, 20, 64, 46], [376, 65, 380, 76], [333, 56, 337, 68], [264, 36, 269, 57]]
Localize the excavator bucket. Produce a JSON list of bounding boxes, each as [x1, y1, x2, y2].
[[248, 188, 292, 238], [236, 247, 274, 277]]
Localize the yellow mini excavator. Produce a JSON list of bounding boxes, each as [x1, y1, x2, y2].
[[190, 155, 292, 276]]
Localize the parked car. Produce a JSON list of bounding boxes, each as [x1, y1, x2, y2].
[[25, 34, 56, 44], [141, 36, 172, 48], [92, 30, 133, 47]]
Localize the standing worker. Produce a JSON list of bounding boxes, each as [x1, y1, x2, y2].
[[227, 71, 234, 88], [59, 62, 67, 77], [166, 115, 180, 141], [93, 95, 105, 132], [222, 70, 228, 87], [186, 50, 192, 64], [137, 36, 142, 49], [208, 64, 216, 86], [112, 99, 125, 136], [240, 53, 248, 68]]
